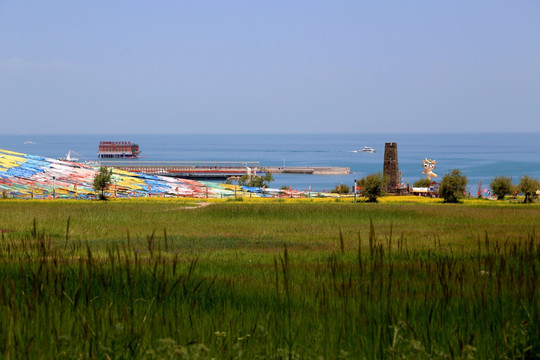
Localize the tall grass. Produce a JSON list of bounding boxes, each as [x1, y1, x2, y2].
[[0, 201, 538, 358]]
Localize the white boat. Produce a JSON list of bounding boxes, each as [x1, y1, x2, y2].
[[354, 146, 376, 153], [59, 150, 80, 162]]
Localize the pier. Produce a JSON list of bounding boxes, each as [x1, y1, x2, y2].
[[265, 166, 351, 175], [97, 161, 351, 179], [97, 161, 260, 180]]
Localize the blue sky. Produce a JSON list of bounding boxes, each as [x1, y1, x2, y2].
[[1, 1, 539, 134]]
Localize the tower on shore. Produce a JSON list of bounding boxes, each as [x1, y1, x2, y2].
[[383, 142, 399, 193]]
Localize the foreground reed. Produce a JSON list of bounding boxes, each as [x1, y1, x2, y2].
[[0, 211, 538, 359]]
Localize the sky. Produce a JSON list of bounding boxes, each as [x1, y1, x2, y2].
[[1, 1, 539, 135]]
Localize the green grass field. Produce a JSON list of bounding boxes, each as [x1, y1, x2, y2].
[[0, 199, 538, 359]]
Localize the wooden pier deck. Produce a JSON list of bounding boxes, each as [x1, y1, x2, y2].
[[97, 161, 350, 179]]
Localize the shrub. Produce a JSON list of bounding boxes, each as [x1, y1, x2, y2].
[[413, 178, 431, 188], [238, 172, 274, 187], [490, 176, 513, 200], [226, 196, 244, 202], [358, 172, 388, 202], [330, 183, 350, 194], [517, 175, 539, 203], [439, 169, 468, 203]]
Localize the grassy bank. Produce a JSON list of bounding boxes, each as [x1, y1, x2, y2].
[[0, 199, 538, 358]]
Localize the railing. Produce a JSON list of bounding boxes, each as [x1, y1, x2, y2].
[[96, 161, 262, 176], [97, 161, 260, 169]]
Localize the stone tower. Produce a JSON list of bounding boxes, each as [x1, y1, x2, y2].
[[383, 142, 399, 193]]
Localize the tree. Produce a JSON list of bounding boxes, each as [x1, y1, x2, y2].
[[93, 166, 113, 200], [330, 183, 350, 194], [413, 178, 432, 188], [517, 175, 539, 204], [439, 169, 468, 203], [238, 172, 274, 188], [490, 176, 513, 200], [358, 172, 388, 202]]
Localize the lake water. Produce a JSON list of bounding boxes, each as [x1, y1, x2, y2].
[[1, 133, 539, 193]]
